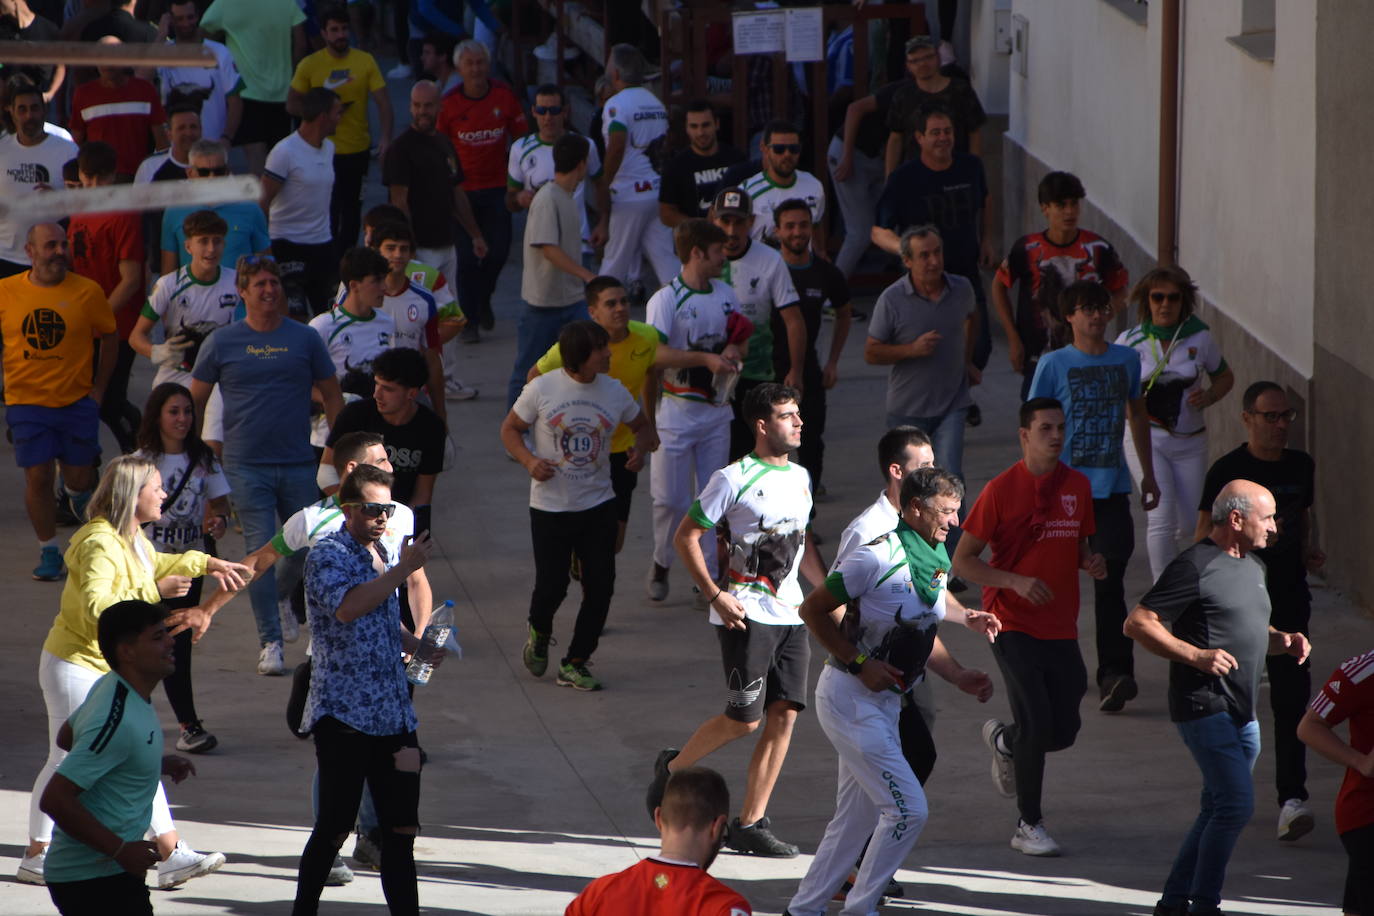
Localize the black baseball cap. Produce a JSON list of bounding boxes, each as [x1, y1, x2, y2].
[[711, 186, 751, 217]]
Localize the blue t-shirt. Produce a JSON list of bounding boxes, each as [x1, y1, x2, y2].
[[1029, 343, 1141, 498], [161, 201, 270, 271], [46, 672, 162, 884], [191, 317, 335, 465]]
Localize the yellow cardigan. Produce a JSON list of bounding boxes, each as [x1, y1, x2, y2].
[[43, 517, 210, 673]]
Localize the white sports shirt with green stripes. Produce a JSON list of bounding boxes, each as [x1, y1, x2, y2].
[[141, 265, 240, 387], [270, 494, 415, 558], [645, 275, 741, 434], [740, 169, 826, 246], [689, 453, 812, 626]]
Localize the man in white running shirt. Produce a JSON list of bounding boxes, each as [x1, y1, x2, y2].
[[309, 247, 398, 397], [507, 82, 606, 252], [599, 44, 676, 294], [368, 222, 447, 426], [740, 120, 827, 257]]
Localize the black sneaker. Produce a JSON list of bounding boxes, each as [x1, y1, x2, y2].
[[1152, 904, 1188, 916], [55, 491, 80, 526], [727, 816, 799, 858], [644, 748, 679, 821], [966, 403, 982, 427], [1099, 673, 1139, 713], [176, 720, 218, 753]]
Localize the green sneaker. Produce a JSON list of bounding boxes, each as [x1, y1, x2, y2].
[[556, 661, 602, 691], [522, 626, 554, 677]]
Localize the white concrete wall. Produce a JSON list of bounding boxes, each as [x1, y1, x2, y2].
[[1006, 0, 1159, 254], [968, 0, 1011, 115], [1175, 1, 1316, 376]]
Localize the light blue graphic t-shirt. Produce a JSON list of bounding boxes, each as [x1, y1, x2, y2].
[[1029, 343, 1141, 498]]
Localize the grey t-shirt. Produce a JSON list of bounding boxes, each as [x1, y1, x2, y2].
[[521, 180, 584, 308], [868, 272, 975, 419], [1139, 539, 1272, 724]]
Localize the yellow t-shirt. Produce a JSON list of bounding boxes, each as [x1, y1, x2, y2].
[[535, 320, 658, 453], [290, 47, 385, 155], [0, 271, 115, 408]]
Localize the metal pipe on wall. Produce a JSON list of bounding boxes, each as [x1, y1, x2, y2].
[[1158, 0, 1180, 266]]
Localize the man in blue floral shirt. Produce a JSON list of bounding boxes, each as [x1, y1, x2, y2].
[[296, 464, 437, 915]]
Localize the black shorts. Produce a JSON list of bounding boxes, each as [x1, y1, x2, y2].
[[716, 622, 810, 724], [609, 450, 638, 522], [235, 98, 292, 148]]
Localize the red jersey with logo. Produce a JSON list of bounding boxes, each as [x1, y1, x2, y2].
[[962, 461, 1095, 639], [436, 81, 527, 191], [994, 228, 1128, 358], [70, 77, 164, 177], [565, 858, 751, 916], [68, 211, 144, 338], [1308, 650, 1374, 834]]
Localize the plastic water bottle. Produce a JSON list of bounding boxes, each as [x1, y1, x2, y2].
[[406, 600, 455, 686]]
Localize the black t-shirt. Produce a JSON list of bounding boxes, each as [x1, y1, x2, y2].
[[773, 257, 849, 380], [1140, 539, 1272, 724], [382, 128, 465, 249], [81, 9, 156, 43], [658, 144, 746, 220], [1198, 444, 1314, 598], [876, 152, 987, 278], [14, 14, 61, 93], [325, 399, 446, 506], [886, 78, 987, 160]]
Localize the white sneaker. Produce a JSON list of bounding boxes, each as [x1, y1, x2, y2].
[[1011, 820, 1062, 857], [445, 379, 479, 401], [157, 840, 226, 888], [326, 854, 354, 885], [386, 61, 413, 80], [279, 598, 300, 643], [982, 719, 1016, 798], [1277, 798, 1315, 842], [16, 849, 45, 885], [258, 641, 285, 676]]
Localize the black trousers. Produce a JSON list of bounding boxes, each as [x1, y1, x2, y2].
[[161, 576, 205, 725], [992, 631, 1087, 825], [1341, 821, 1374, 915], [98, 340, 139, 454], [49, 872, 153, 915], [898, 692, 936, 785], [454, 186, 513, 327], [528, 499, 618, 663], [330, 150, 371, 255], [295, 717, 421, 916], [1090, 493, 1136, 687], [272, 238, 338, 318], [1267, 587, 1312, 805]]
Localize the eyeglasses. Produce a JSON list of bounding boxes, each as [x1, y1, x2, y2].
[[769, 143, 801, 155], [1070, 303, 1112, 315], [1246, 408, 1298, 424], [193, 166, 229, 176], [1149, 290, 1182, 304], [533, 104, 563, 116], [344, 502, 397, 518], [236, 253, 275, 268]]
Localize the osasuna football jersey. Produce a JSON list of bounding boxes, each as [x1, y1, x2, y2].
[[601, 86, 668, 199], [380, 281, 440, 353], [645, 276, 740, 433], [825, 531, 947, 694], [720, 240, 799, 381], [507, 131, 602, 243], [308, 305, 397, 394], [141, 265, 240, 387], [271, 493, 415, 558], [741, 169, 826, 245], [690, 453, 813, 626]]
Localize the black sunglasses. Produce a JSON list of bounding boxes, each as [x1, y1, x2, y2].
[[1149, 291, 1182, 304], [344, 501, 397, 519], [533, 105, 563, 116], [1246, 408, 1298, 424], [193, 166, 229, 176], [769, 143, 801, 155]]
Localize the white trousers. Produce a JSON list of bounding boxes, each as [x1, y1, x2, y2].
[[789, 667, 928, 916], [599, 196, 678, 291], [31, 651, 175, 843], [650, 422, 730, 575], [417, 243, 467, 385], [1124, 427, 1209, 580], [826, 136, 886, 279]]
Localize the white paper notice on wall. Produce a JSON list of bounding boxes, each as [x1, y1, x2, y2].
[[732, 10, 784, 55], [784, 8, 823, 62]]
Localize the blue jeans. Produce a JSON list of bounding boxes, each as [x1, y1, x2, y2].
[[887, 406, 968, 552], [1161, 712, 1261, 911], [506, 300, 589, 408], [222, 461, 319, 647]]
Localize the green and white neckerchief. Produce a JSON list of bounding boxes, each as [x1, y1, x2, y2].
[[1140, 314, 1205, 392], [894, 519, 949, 607]]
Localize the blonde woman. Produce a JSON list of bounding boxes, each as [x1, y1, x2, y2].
[[19, 455, 251, 890], [1116, 266, 1234, 578]]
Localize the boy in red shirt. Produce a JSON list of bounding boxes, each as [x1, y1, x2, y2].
[[1299, 649, 1374, 916], [952, 396, 1105, 857], [68, 141, 144, 453], [70, 53, 167, 180], [567, 767, 749, 916]]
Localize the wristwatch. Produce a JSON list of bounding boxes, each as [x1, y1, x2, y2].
[[845, 652, 868, 675]]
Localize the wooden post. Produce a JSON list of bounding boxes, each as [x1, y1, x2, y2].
[[0, 40, 216, 67]]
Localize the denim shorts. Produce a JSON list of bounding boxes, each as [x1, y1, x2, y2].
[[7, 397, 100, 467]]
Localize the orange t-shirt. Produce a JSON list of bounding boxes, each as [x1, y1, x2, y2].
[[962, 461, 1095, 639], [566, 858, 751, 916], [0, 271, 115, 407]]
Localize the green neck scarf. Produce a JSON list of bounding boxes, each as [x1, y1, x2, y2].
[[1140, 313, 1206, 341], [894, 519, 949, 606]]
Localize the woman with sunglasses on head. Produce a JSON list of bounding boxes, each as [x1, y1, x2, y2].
[[1115, 265, 1234, 579]]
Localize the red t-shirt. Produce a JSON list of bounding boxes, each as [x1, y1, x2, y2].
[[68, 211, 144, 338], [565, 858, 751, 916], [436, 81, 527, 191], [70, 77, 164, 177], [1308, 650, 1374, 834], [961, 461, 1095, 639]]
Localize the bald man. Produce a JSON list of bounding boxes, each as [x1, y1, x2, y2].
[[1125, 479, 1312, 916], [0, 224, 118, 580]]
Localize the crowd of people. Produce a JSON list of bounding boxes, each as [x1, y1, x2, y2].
[[0, 3, 1370, 916]]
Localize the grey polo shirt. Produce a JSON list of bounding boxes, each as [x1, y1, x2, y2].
[[868, 272, 975, 419], [521, 180, 584, 308]]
